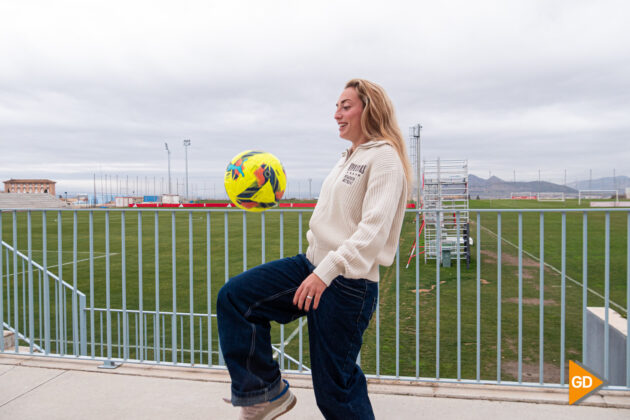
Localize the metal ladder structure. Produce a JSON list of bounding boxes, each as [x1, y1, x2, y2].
[[422, 158, 470, 263]]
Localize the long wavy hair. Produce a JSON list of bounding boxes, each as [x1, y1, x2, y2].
[[345, 78, 413, 188]]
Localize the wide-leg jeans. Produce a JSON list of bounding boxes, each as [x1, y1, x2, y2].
[[217, 253, 378, 419]]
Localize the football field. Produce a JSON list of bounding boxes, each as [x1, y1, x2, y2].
[[1, 200, 628, 384]]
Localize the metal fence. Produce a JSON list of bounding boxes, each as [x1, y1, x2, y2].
[[1, 207, 628, 390]]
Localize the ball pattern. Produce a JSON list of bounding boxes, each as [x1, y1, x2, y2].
[[224, 150, 287, 212]]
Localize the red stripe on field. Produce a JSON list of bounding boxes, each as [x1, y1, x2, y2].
[[128, 202, 417, 209]]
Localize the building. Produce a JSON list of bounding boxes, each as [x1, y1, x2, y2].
[[3, 179, 56, 195]]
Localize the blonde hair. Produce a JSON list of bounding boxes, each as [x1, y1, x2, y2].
[[345, 78, 413, 188]]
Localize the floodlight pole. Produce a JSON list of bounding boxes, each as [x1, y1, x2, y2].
[[412, 124, 422, 208], [183, 139, 191, 200], [564, 169, 567, 187], [93, 173, 96, 207], [165, 142, 172, 195]]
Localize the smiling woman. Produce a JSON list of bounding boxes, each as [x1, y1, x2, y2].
[[335, 87, 365, 144], [216, 78, 411, 420], [338, 79, 413, 186]]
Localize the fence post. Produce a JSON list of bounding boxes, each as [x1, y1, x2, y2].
[[79, 294, 87, 356], [0, 210, 3, 353]]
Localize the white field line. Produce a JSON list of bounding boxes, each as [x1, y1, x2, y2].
[[478, 224, 626, 314], [272, 318, 309, 368], [273, 318, 305, 351], [280, 318, 305, 347], [17, 250, 108, 255], [1, 253, 119, 279]]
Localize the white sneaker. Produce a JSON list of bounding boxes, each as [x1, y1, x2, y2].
[[238, 380, 296, 420]]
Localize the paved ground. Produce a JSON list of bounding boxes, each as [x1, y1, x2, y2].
[[1, 353, 630, 419]]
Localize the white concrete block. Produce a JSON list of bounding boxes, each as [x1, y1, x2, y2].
[[586, 307, 628, 386], [3, 330, 15, 350]]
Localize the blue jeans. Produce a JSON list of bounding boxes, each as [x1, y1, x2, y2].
[[217, 254, 378, 420]]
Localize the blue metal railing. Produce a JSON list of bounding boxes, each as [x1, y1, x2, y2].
[[1, 219, 87, 356], [0, 207, 628, 391]]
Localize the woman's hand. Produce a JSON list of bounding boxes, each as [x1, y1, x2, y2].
[[293, 273, 327, 311]]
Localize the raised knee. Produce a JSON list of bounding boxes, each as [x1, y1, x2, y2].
[[217, 283, 232, 312]]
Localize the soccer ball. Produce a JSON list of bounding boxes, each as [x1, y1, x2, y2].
[[224, 150, 287, 212]]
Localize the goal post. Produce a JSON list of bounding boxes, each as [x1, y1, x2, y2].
[[537, 192, 565, 202], [578, 190, 619, 205]]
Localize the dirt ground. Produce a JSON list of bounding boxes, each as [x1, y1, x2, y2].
[[502, 297, 558, 305]]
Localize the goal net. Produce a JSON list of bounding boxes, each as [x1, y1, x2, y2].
[[537, 192, 565, 202], [578, 190, 619, 204]]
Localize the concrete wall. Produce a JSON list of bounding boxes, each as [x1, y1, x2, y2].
[[3, 331, 15, 350], [585, 307, 628, 386]]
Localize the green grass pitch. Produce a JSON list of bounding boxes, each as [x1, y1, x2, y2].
[[1, 199, 628, 384]]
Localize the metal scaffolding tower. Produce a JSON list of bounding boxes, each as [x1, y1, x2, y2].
[[423, 158, 469, 262]]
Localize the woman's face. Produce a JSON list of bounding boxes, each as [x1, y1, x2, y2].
[[335, 87, 366, 144]]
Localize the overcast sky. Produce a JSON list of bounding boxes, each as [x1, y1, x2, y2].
[[1, 0, 629, 197]]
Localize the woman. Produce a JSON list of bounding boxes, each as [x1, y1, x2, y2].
[[217, 79, 412, 420]]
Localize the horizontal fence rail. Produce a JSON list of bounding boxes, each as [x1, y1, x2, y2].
[[0, 207, 629, 390]]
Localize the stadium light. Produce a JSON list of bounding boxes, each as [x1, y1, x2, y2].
[[165, 142, 172, 195], [183, 139, 191, 200], [411, 124, 422, 207]]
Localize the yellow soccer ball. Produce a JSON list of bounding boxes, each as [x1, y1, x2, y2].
[[224, 150, 287, 212]]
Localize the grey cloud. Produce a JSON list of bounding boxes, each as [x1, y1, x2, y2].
[[1, 0, 629, 194]]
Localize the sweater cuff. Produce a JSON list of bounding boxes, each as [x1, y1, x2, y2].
[[313, 252, 341, 286]]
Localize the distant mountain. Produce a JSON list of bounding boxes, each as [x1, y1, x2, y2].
[[567, 176, 630, 193], [469, 174, 578, 199]]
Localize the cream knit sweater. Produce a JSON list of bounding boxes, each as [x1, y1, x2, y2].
[[306, 140, 408, 285]]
